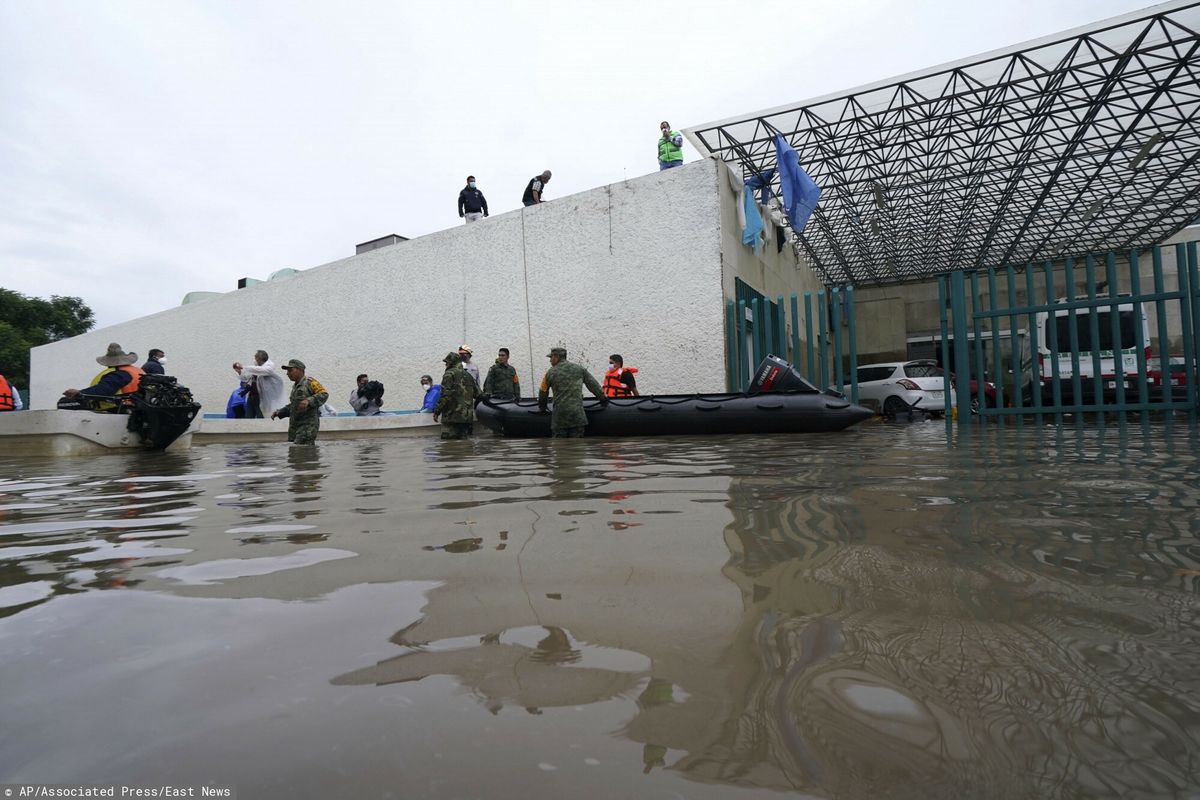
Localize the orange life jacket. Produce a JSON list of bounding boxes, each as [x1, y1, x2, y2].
[[89, 365, 144, 395], [0, 374, 13, 411], [86, 366, 145, 410], [603, 366, 638, 398]]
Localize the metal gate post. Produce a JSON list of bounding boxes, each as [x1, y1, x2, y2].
[[725, 301, 737, 391], [817, 289, 829, 390], [846, 286, 859, 405], [804, 292, 816, 385], [737, 299, 749, 391], [831, 288, 844, 391], [939, 275, 952, 435], [950, 271, 971, 421], [1183, 242, 1199, 418]]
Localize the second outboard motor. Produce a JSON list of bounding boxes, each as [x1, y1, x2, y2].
[[749, 354, 819, 394]]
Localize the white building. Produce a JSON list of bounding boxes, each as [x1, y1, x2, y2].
[[30, 159, 822, 411]]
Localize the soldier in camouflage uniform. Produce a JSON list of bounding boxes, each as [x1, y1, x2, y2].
[[538, 347, 606, 437], [271, 358, 329, 444], [433, 351, 479, 439]]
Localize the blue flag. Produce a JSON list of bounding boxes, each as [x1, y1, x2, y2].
[[773, 133, 821, 233], [744, 168, 776, 205]]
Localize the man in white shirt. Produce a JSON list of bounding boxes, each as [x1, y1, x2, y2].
[[233, 350, 288, 419]]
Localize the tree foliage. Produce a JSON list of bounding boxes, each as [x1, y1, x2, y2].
[[0, 288, 96, 388]]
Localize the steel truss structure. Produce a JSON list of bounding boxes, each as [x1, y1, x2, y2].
[[685, 1, 1200, 287]]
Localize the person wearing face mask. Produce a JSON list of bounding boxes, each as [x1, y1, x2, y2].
[[141, 348, 167, 375], [420, 374, 442, 413], [603, 354, 639, 397], [458, 175, 489, 223]]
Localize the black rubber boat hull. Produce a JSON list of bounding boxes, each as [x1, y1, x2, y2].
[[476, 392, 873, 438]]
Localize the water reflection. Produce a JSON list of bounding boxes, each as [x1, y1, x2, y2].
[[0, 426, 1198, 798], [333, 625, 645, 716]]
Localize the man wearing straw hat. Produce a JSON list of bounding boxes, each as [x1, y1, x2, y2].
[[61, 342, 145, 410]]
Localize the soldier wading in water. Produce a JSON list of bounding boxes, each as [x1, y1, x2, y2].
[[272, 359, 329, 444], [538, 347, 606, 437], [433, 351, 479, 439]]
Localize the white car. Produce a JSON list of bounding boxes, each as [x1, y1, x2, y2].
[[845, 360, 955, 417]]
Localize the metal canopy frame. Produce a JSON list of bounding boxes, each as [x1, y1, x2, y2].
[[685, 1, 1200, 287]]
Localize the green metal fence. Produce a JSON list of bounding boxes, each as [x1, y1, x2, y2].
[[724, 283, 859, 403], [939, 242, 1200, 429]]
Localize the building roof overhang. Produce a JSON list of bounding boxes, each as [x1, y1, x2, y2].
[[685, 1, 1200, 286]]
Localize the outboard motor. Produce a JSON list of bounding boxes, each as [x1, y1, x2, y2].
[[748, 355, 820, 394], [126, 374, 202, 449]]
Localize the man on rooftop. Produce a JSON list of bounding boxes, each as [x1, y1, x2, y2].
[[658, 121, 684, 170], [458, 175, 489, 223], [522, 170, 552, 206]]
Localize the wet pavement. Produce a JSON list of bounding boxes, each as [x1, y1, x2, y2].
[[1, 421, 1199, 799]]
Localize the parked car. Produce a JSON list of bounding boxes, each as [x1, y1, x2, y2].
[[1148, 355, 1188, 389], [846, 360, 955, 417], [968, 378, 998, 413]]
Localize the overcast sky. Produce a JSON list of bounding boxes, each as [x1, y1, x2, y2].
[[1, 0, 1154, 330]]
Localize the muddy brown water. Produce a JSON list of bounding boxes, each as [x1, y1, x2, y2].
[[2, 421, 1199, 799]]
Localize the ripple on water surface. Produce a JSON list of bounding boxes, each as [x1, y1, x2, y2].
[[0, 426, 1199, 798]]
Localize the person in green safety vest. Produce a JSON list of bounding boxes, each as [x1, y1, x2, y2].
[[658, 121, 684, 170]]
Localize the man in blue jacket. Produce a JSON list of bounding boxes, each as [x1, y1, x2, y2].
[[458, 175, 489, 223]]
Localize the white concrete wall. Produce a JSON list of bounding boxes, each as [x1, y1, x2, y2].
[[31, 161, 725, 411]]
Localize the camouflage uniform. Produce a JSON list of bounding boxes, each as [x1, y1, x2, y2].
[[482, 360, 521, 400], [278, 374, 329, 444], [434, 352, 479, 439], [538, 353, 605, 437]]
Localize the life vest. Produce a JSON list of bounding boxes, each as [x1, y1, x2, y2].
[[86, 366, 144, 410], [89, 365, 144, 395], [0, 374, 14, 411], [658, 132, 683, 163], [603, 366, 638, 397]]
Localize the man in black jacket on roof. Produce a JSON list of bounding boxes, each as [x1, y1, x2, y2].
[[458, 175, 489, 223]]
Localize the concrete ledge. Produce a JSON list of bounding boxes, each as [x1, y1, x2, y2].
[[192, 414, 441, 444]]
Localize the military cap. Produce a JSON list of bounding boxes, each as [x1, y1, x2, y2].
[[284, 358, 306, 370], [546, 347, 567, 358], [443, 351, 461, 364]]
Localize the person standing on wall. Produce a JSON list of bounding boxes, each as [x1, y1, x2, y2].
[[658, 121, 684, 170], [458, 175, 489, 223], [142, 349, 166, 375], [522, 170, 552, 206], [603, 354, 639, 397]]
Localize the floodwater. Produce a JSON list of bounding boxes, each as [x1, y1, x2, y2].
[[2, 421, 1199, 799]]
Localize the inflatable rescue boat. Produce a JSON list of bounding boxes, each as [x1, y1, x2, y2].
[[476, 356, 872, 438]]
